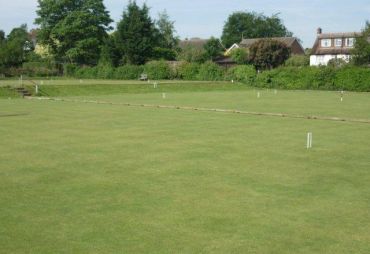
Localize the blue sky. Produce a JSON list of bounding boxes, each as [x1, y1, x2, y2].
[[0, 0, 369, 48]]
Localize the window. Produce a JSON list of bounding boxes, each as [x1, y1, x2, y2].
[[335, 38, 342, 47], [345, 38, 355, 47], [321, 39, 332, 47]]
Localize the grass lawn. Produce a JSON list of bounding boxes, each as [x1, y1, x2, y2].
[[0, 80, 369, 253]]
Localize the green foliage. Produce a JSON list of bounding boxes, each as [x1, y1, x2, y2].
[[155, 10, 179, 49], [0, 25, 32, 68], [221, 12, 293, 47], [284, 55, 309, 67], [152, 47, 177, 61], [177, 45, 206, 63], [255, 66, 370, 91], [114, 65, 144, 80], [75, 66, 98, 79], [327, 58, 348, 68], [230, 48, 249, 64], [335, 66, 370, 91], [63, 63, 78, 76], [144, 60, 173, 80], [115, 1, 157, 65], [177, 62, 201, 80], [226, 65, 256, 84], [21, 61, 58, 77], [249, 39, 291, 70], [203, 37, 224, 61], [352, 21, 370, 66], [197, 61, 224, 81], [35, 0, 112, 65], [97, 65, 115, 79]]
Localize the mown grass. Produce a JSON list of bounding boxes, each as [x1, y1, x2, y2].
[[0, 81, 369, 253]]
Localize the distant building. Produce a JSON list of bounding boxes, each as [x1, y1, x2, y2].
[[239, 37, 305, 55], [310, 28, 361, 66], [179, 38, 209, 50]]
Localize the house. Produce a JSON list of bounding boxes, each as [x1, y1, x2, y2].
[[179, 38, 209, 50], [236, 37, 305, 55], [310, 28, 361, 66]]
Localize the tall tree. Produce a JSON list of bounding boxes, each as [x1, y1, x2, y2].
[[35, 0, 112, 65], [249, 39, 290, 70], [352, 21, 370, 66], [221, 12, 292, 48], [203, 37, 224, 61], [0, 25, 32, 68], [115, 1, 157, 65], [155, 10, 179, 49], [0, 30, 5, 43]]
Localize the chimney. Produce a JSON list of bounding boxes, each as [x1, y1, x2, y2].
[[317, 27, 322, 34]]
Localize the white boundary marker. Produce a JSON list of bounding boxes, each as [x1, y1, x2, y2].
[[307, 132, 313, 149]]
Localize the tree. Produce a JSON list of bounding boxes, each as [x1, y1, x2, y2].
[[35, 0, 112, 65], [230, 48, 249, 64], [115, 1, 157, 65], [156, 10, 179, 49], [0, 30, 5, 43], [249, 39, 290, 70], [221, 12, 292, 48], [352, 21, 370, 66], [203, 37, 224, 61], [0, 25, 32, 68], [177, 45, 206, 63]]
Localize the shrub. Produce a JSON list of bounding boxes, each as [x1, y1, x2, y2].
[[226, 65, 256, 84], [152, 47, 177, 61], [176, 62, 200, 80], [114, 65, 144, 80], [285, 55, 309, 67], [197, 61, 223, 81], [144, 60, 172, 80], [74, 66, 98, 79], [230, 48, 249, 64], [97, 65, 115, 79], [63, 63, 78, 76], [335, 66, 370, 91]]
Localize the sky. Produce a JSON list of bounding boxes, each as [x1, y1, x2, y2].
[[0, 0, 369, 48]]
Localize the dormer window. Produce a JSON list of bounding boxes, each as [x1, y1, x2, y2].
[[321, 39, 332, 47], [335, 38, 342, 47], [345, 38, 355, 47]]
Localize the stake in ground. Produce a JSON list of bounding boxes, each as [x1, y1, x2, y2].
[[0, 80, 369, 253]]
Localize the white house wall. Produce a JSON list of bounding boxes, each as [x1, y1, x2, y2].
[[310, 54, 351, 66]]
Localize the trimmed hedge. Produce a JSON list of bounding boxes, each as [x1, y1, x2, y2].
[[196, 61, 223, 81], [144, 60, 173, 80], [255, 66, 370, 91], [226, 65, 256, 85]]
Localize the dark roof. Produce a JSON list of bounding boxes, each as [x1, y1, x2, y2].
[[240, 37, 299, 47], [179, 38, 209, 49], [311, 31, 363, 55], [317, 32, 361, 39]]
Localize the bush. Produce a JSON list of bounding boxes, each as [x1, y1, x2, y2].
[[74, 66, 98, 79], [144, 60, 172, 80], [255, 66, 370, 91], [12, 61, 58, 77], [197, 61, 223, 81], [176, 62, 200, 80], [335, 66, 370, 91], [63, 63, 78, 76], [152, 47, 177, 61], [226, 65, 256, 84], [285, 55, 309, 67], [114, 65, 144, 80], [97, 65, 115, 79]]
